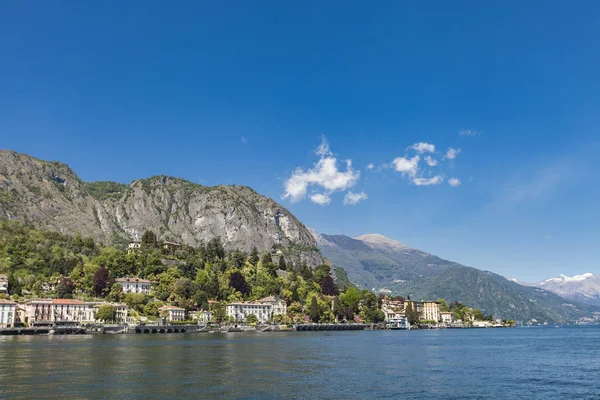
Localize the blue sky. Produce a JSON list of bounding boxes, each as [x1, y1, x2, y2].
[[2, 1, 599, 281]]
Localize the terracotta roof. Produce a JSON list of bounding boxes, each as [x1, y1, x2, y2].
[[257, 296, 278, 302], [227, 302, 271, 307], [52, 299, 88, 305], [0, 299, 16, 305], [159, 305, 185, 311], [115, 277, 151, 283]]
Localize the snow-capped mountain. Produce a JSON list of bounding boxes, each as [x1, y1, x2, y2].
[[534, 273, 600, 306]]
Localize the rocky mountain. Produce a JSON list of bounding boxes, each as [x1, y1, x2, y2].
[[314, 231, 600, 323], [0, 150, 322, 266], [534, 273, 600, 306]]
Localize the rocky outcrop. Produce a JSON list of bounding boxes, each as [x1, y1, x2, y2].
[[0, 150, 322, 265]]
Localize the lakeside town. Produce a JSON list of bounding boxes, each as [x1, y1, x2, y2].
[[1, 271, 515, 334], [0, 223, 523, 335]]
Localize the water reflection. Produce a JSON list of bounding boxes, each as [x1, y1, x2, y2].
[[1, 328, 600, 399]]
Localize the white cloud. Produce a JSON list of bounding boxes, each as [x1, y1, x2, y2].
[[241, 136, 248, 144], [424, 156, 438, 167], [409, 142, 435, 154], [309, 193, 331, 206], [392, 155, 420, 177], [282, 138, 360, 203], [448, 177, 461, 187], [413, 176, 443, 186], [315, 135, 331, 157], [545, 235, 552, 240], [458, 128, 481, 137], [445, 147, 461, 160], [344, 191, 368, 205], [366, 163, 374, 170]]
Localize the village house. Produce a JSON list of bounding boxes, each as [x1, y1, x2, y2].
[[91, 302, 129, 324], [127, 241, 141, 253], [440, 311, 454, 324], [159, 305, 186, 322], [52, 299, 95, 324], [0, 274, 8, 294], [115, 278, 152, 294], [189, 309, 212, 323], [257, 296, 287, 316], [421, 301, 441, 322], [0, 299, 16, 328], [226, 302, 272, 324], [23, 299, 54, 326]]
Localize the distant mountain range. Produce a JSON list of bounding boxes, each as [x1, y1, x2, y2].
[[312, 231, 600, 323], [510, 273, 600, 306]]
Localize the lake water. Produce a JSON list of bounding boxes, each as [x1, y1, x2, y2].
[[1, 326, 600, 399]]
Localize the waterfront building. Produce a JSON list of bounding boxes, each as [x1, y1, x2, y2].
[[115, 277, 152, 294], [159, 305, 186, 322], [440, 311, 454, 324], [257, 296, 287, 316], [189, 309, 212, 323], [421, 301, 441, 322], [23, 299, 128, 326], [52, 299, 95, 324], [0, 299, 16, 328], [23, 299, 54, 326], [404, 300, 441, 322], [0, 274, 8, 294], [226, 302, 272, 323], [91, 302, 129, 324]]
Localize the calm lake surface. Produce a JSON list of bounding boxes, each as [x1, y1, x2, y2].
[[1, 326, 599, 399]]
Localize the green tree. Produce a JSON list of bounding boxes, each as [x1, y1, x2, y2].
[[278, 256, 287, 271], [96, 304, 116, 322], [473, 309, 485, 321], [309, 296, 320, 323], [7, 274, 22, 296], [141, 230, 158, 249], [405, 302, 419, 325], [248, 247, 259, 265], [340, 288, 361, 313], [56, 277, 75, 299], [246, 314, 258, 325], [437, 298, 449, 312], [107, 283, 124, 302]]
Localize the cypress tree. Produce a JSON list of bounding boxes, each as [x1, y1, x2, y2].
[[309, 296, 320, 323]]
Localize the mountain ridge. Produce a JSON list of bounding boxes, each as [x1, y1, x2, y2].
[[0, 150, 322, 266], [313, 230, 600, 322]]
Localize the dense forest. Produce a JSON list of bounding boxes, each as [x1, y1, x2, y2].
[[0, 220, 384, 324]]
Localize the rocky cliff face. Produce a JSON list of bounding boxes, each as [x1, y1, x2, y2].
[[0, 150, 322, 265]]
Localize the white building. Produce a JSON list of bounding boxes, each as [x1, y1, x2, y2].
[[440, 312, 454, 324], [0, 299, 16, 328], [127, 241, 141, 253], [257, 296, 287, 316], [0, 274, 8, 294], [159, 305, 186, 322], [22, 299, 128, 326], [92, 302, 129, 324], [226, 302, 272, 323], [189, 310, 212, 323], [115, 278, 152, 294], [52, 299, 95, 324]]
